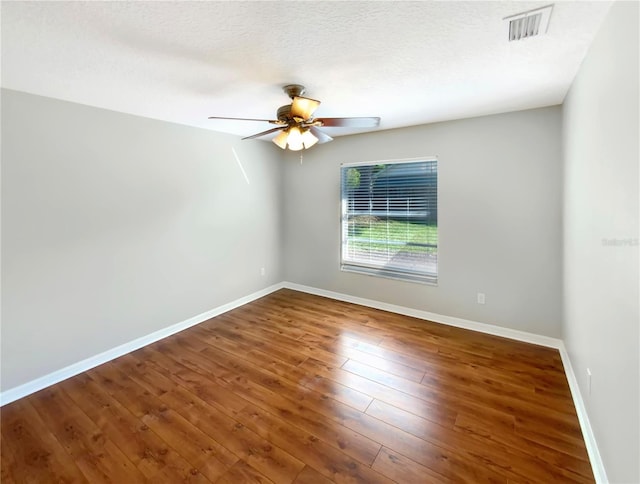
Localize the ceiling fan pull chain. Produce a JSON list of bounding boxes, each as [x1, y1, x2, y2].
[[300, 154, 304, 164]]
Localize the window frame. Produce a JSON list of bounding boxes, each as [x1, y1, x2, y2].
[[340, 157, 439, 285]]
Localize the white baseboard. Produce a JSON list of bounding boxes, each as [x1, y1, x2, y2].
[[558, 343, 608, 483], [282, 281, 563, 348], [0, 282, 285, 406], [282, 281, 606, 483]]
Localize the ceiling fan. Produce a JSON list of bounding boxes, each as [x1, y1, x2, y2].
[[208, 84, 381, 151]]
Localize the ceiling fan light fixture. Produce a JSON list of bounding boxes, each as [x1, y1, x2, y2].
[[291, 96, 321, 120], [301, 129, 319, 149], [286, 126, 304, 151], [272, 130, 288, 149], [271, 126, 319, 151]]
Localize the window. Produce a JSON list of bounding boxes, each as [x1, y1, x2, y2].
[[340, 158, 438, 284]]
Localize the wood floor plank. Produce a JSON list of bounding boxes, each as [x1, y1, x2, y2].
[[188, 324, 310, 380], [156, 342, 383, 466], [292, 465, 335, 484], [237, 403, 393, 483], [300, 356, 460, 427], [0, 432, 17, 484], [214, 459, 275, 484], [340, 402, 508, 483], [128, 348, 317, 483], [89, 362, 236, 482], [454, 412, 592, 478], [380, 330, 567, 384], [0, 289, 594, 483], [138, 342, 381, 473], [132, 346, 250, 418], [515, 417, 592, 459], [204, 325, 308, 367], [298, 332, 427, 382], [300, 372, 374, 413], [191, 326, 374, 412], [332, 331, 561, 400], [158, 384, 306, 483], [1, 399, 88, 484], [139, 402, 233, 483], [342, 354, 581, 429], [367, 399, 592, 483], [28, 386, 145, 483], [252, 300, 389, 346], [337, 333, 438, 372], [372, 446, 449, 484], [59, 373, 211, 483], [217, 322, 349, 369]]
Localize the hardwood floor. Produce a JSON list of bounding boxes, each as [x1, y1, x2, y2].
[[1, 289, 594, 483]]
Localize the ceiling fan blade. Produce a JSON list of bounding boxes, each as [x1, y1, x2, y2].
[[317, 117, 380, 128], [208, 116, 279, 123], [241, 126, 287, 140], [309, 126, 333, 144], [291, 96, 321, 120]]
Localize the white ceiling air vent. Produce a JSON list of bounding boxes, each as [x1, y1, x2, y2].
[[504, 4, 553, 42]]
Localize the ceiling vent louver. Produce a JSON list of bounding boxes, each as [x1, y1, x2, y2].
[[504, 4, 553, 41]]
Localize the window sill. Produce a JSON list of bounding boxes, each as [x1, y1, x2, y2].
[[340, 264, 438, 286]]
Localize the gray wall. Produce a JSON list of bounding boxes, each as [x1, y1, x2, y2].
[[1, 89, 283, 392], [562, 2, 639, 482], [283, 106, 563, 337]]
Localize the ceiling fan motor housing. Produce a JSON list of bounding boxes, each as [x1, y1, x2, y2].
[[277, 105, 292, 122]]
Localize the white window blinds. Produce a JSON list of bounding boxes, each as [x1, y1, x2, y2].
[[340, 159, 438, 284]]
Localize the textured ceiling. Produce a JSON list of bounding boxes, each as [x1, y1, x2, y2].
[[1, 1, 612, 139]]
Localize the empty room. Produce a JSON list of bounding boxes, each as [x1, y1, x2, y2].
[[1, 1, 638, 483]]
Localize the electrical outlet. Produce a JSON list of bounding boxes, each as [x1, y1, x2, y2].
[[587, 368, 592, 396], [477, 292, 486, 304], [260, 267, 266, 276]]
